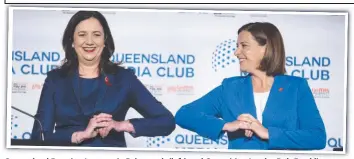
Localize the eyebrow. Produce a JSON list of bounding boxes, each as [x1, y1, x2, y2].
[[77, 31, 103, 34], [236, 41, 248, 45]]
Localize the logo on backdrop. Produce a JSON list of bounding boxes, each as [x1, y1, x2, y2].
[[12, 50, 61, 76], [311, 87, 330, 98], [11, 115, 31, 139], [12, 50, 196, 79], [111, 53, 195, 78], [12, 82, 28, 94], [146, 136, 172, 148], [211, 42, 332, 80], [147, 133, 228, 149], [211, 39, 245, 77], [31, 83, 44, 91], [167, 85, 194, 95], [144, 84, 163, 96], [327, 137, 343, 148], [212, 39, 237, 72], [285, 56, 331, 81]]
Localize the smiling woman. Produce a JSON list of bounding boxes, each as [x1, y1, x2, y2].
[[175, 22, 327, 150], [31, 11, 176, 147]]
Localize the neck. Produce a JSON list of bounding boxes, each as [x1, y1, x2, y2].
[[78, 62, 99, 78], [251, 70, 274, 90]]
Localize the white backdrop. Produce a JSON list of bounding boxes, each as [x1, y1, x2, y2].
[[10, 8, 346, 151]]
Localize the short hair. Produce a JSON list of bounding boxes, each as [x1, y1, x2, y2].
[[238, 22, 286, 76], [60, 11, 119, 76]]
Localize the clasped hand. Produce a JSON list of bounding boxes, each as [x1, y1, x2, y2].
[[84, 113, 135, 139], [222, 114, 269, 140]]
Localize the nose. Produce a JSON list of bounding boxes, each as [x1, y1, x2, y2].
[[234, 47, 241, 57], [85, 35, 94, 45]]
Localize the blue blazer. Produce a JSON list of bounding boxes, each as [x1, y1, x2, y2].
[[175, 75, 326, 150], [31, 67, 175, 147]]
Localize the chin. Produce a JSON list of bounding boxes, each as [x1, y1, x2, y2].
[[84, 54, 99, 60], [240, 67, 247, 72]]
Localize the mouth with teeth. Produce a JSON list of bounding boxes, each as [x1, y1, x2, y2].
[[83, 47, 96, 53], [238, 57, 246, 63]]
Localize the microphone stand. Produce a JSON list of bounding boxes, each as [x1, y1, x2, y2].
[[11, 106, 44, 141]]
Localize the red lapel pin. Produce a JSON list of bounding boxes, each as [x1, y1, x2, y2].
[[278, 87, 283, 92], [105, 76, 112, 86]]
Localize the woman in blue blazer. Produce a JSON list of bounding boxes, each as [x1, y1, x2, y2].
[[175, 22, 326, 150], [31, 11, 175, 147]]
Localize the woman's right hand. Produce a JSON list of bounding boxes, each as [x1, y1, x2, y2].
[[222, 120, 251, 132]]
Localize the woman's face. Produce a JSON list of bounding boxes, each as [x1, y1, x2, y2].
[[234, 30, 266, 73], [73, 17, 105, 65]]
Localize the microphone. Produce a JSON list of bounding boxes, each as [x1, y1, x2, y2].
[[11, 106, 45, 141]]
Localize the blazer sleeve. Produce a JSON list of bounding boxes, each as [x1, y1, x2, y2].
[[127, 71, 175, 137], [31, 73, 79, 144], [267, 78, 327, 150], [175, 80, 227, 141]]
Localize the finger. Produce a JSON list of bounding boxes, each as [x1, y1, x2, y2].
[[96, 121, 110, 128], [98, 128, 105, 135], [95, 113, 112, 118], [238, 116, 253, 123], [92, 130, 98, 137], [99, 128, 106, 138], [102, 127, 112, 138], [238, 121, 250, 129], [245, 130, 253, 137], [242, 114, 256, 121], [246, 132, 251, 138], [95, 117, 113, 123], [239, 114, 255, 120], [105, 128, 111, 137]]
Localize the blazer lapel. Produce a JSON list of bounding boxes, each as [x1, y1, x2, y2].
[[262, 75, 291, 127], [227, 75, 257, 120], [243, 76, 257, 119], [70, 69, 84, 114], [93, 73, 114, 113]]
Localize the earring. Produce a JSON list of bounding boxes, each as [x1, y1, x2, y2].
[[72, 44, 74, 48]]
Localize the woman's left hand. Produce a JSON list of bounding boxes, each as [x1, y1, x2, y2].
[[97, 120, 136, 138], [237, 114, 269, 140]]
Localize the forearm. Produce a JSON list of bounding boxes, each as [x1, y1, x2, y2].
[[129, 115, 175, 137], [268, 127, 326, 150]]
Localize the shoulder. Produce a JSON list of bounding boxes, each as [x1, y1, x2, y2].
[[110, 66, 139, 84], [45, 68, 63, 81], [114, 66, 135, 77], [221, 75, 248, 86], [276, 74, 308, 85]]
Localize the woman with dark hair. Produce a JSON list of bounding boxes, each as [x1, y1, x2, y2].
[[175, 22, 326, 150], [31, 11, 175, 147]]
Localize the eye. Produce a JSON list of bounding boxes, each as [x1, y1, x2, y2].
[[78, 33, 85, 37], [94, 33, 101, 37]]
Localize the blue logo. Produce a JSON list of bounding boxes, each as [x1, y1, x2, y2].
[[285, 56, 331, 81], [328, 137, 343, 148], [11, 115, 19, 139], [146, 136, 171, 147], [11, 115, 31, 139], [212, 39, 238, 72]]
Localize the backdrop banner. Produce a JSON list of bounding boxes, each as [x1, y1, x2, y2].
[[10, 8, 346, 151]]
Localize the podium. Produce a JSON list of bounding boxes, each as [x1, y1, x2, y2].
[[11, 139, 75, 146]]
